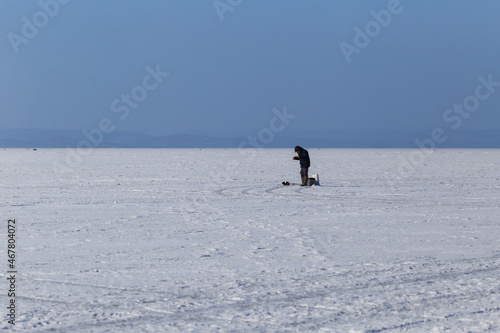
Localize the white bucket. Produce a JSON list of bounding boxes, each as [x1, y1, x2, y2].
[[307, 174, 320, 186]]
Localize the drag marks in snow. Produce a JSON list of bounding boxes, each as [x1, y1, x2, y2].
[[215, 184, 440, 217], [15, 255, 500, 331], [3, 149, 500, 331]]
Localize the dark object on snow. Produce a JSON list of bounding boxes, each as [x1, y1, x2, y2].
[[282, 175, 319, 187], [310, 174, 320, 186], [294, 146, 310, 168], [294, 146, 310, 185]]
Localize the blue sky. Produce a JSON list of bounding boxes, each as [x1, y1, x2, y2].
[[1, 0, 499, 137]]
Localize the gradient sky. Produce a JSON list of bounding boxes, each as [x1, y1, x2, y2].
[[1, 0, 499, 137]]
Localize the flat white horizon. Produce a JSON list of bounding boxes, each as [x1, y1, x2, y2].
[[1, 149, 499, 331]]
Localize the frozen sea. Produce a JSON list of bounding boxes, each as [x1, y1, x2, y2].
[[1, 148, 500, 332]]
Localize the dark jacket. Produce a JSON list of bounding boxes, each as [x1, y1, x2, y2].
[[294, 146, 310, 168]]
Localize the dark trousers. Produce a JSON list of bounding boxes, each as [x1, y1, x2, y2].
[[300, 167, 308, 178]]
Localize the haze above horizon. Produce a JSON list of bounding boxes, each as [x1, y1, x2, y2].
[[1, 1, 500, 145]]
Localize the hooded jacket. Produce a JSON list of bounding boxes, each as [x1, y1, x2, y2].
[[294, 146, 310, 168]]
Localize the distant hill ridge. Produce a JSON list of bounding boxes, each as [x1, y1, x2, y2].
[[1, 128, 500, 148]]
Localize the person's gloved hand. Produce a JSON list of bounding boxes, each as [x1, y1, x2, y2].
[[293, 156, 299, 160]]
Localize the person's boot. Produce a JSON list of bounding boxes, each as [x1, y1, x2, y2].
[[301, 177, 307, 186]]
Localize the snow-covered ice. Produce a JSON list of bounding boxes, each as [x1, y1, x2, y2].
[[1, 148, 500, 332]]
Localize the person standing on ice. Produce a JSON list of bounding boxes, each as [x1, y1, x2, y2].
[[293, 146, 310, 186]]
